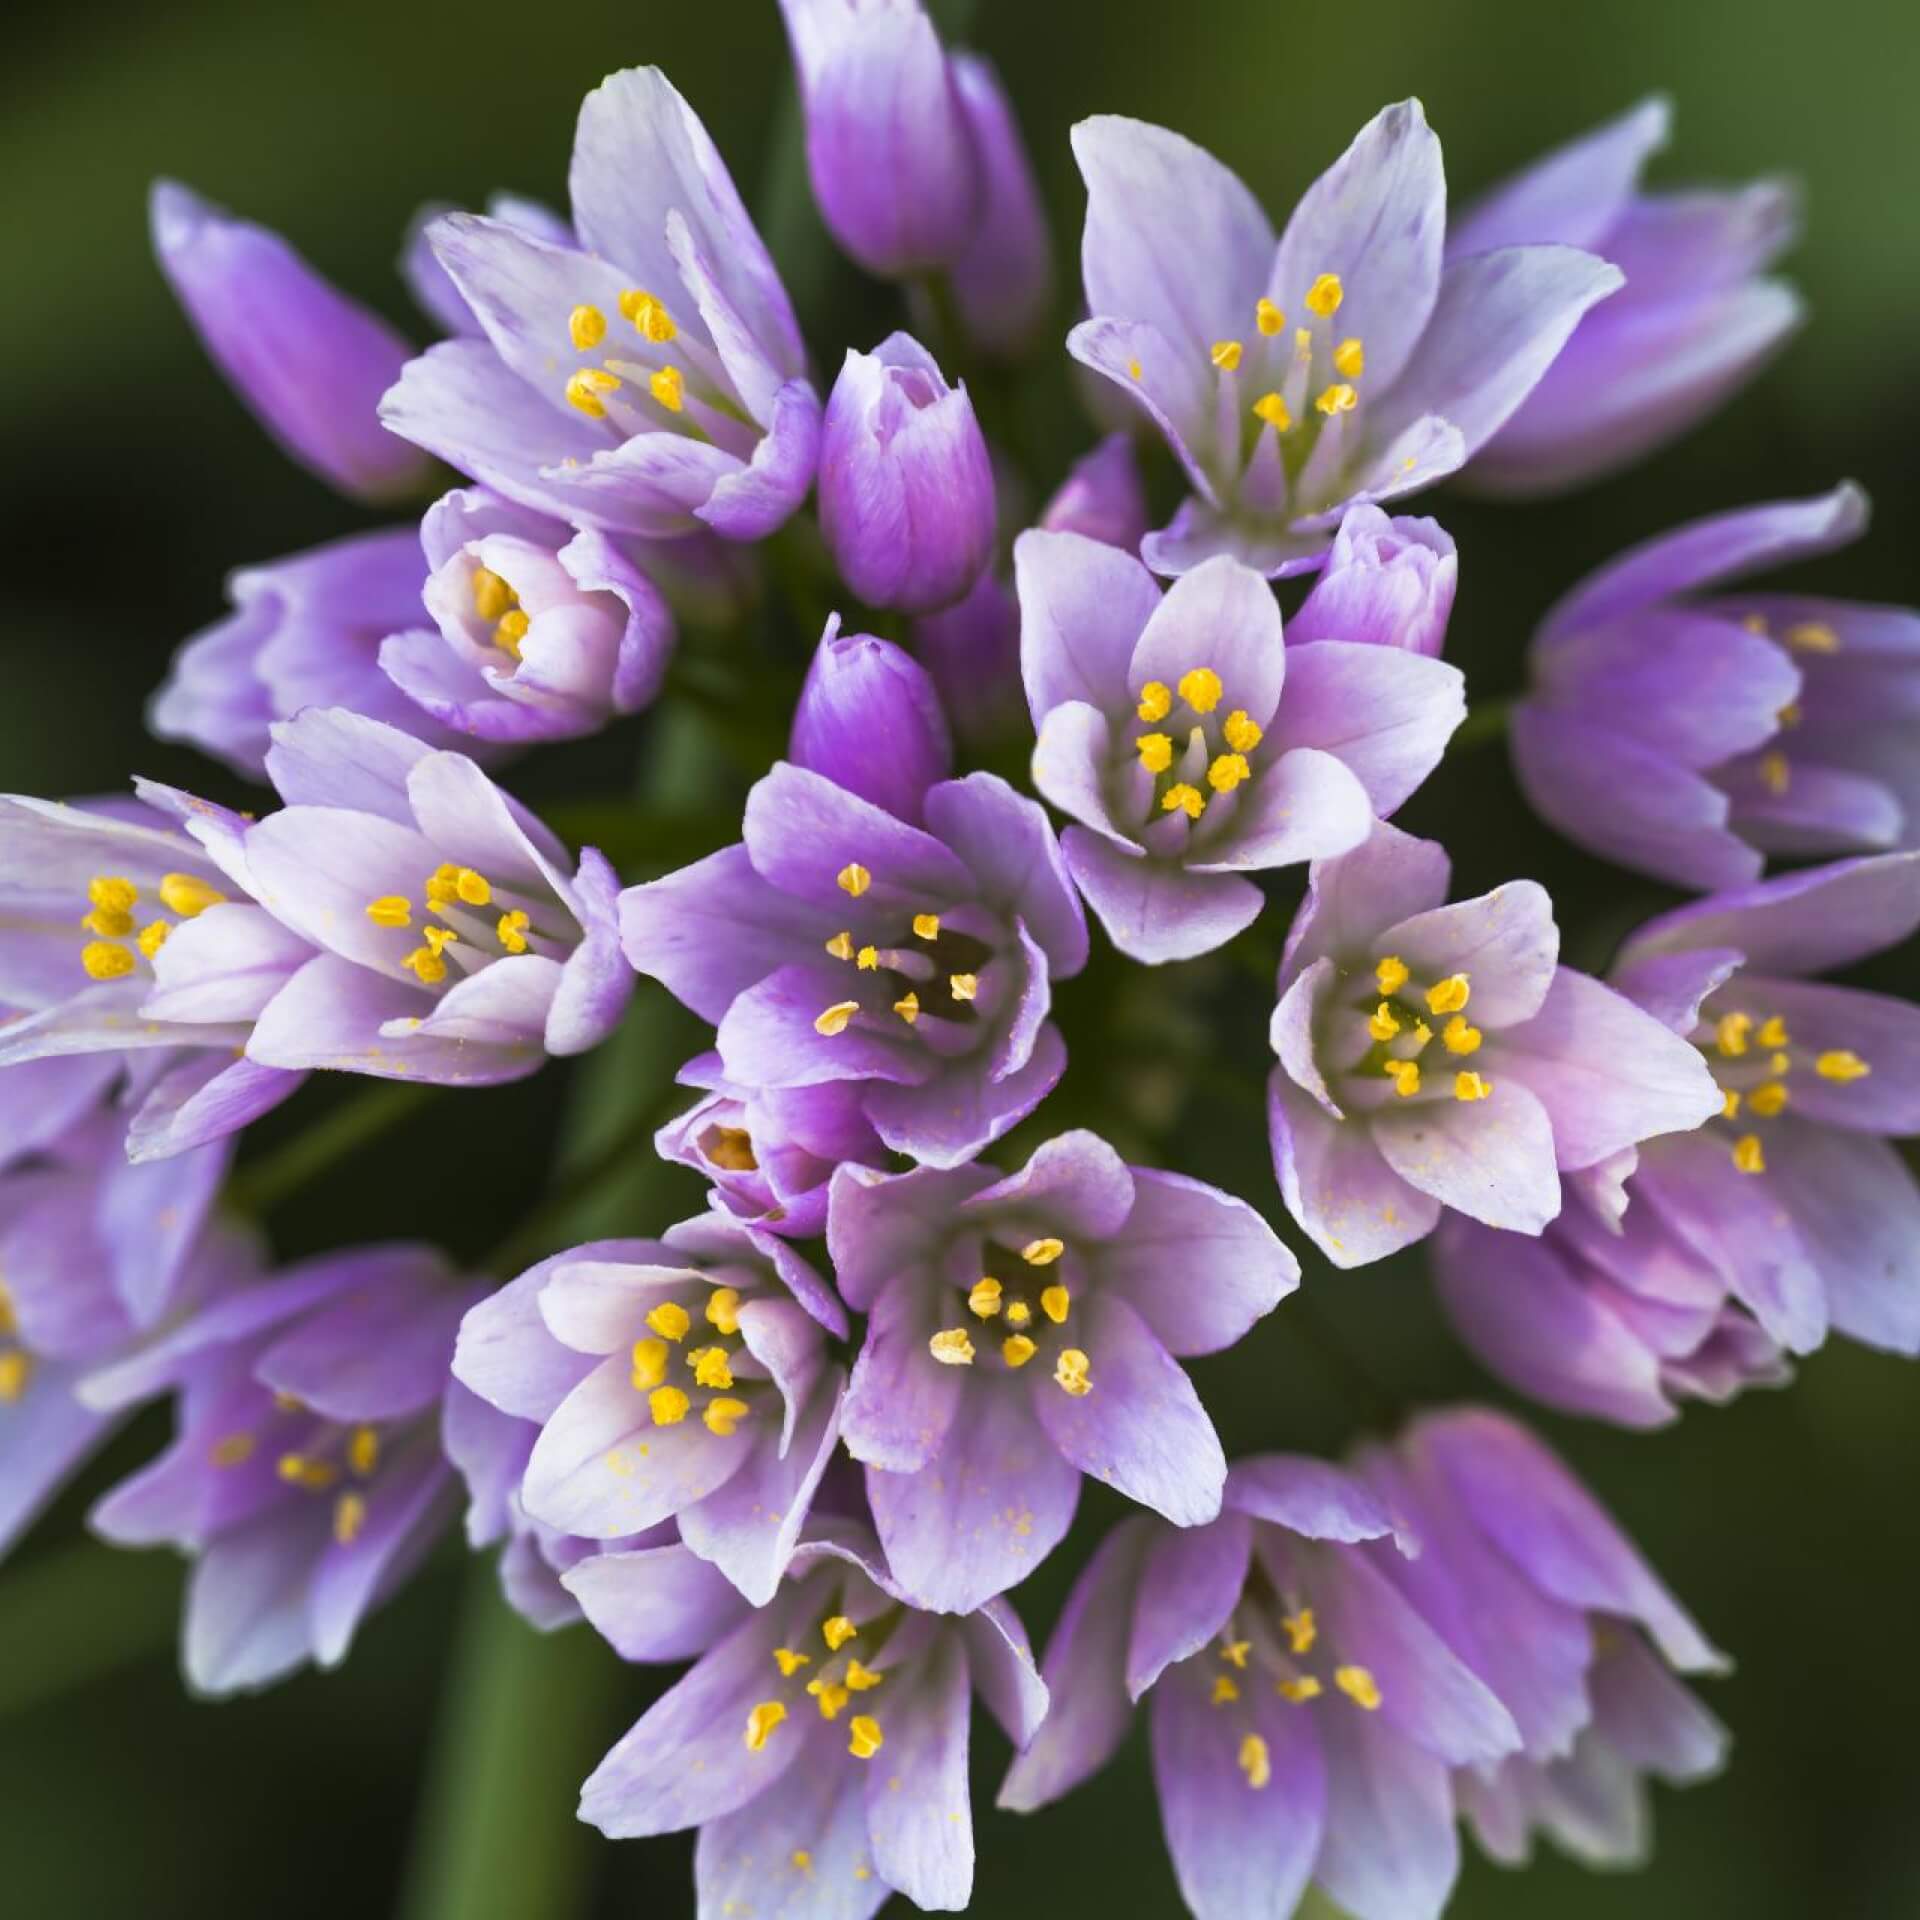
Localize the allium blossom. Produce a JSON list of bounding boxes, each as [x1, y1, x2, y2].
[[1288, 503, 1457, 658], [452, 1218, 848, 1604], [1450, 97, 1802, 496], [568, 1521, 1047, 1916], [1268, 824, 1720, 1266], [1515, 483, 1917, 890], [1020, 531, 1464, 961], [87, 1245, 482, 1693], [379, 486, 676, 744], [1071, 101, 1622, 575], [1438, 852, 1920, 1422], [382, 69, 820, 544], [827, 1130, 1298, 1612]]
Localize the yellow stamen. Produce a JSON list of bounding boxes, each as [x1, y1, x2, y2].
[[333, 1492, 366, 1545], [88, 875, 138, 915], [1723, 1089, 1742, 1119], [646, 1301, 691, 1342], [1716, 1012, 1754, 1057], [1376, 956, 1409, 996], [691, 1347, 735, 1390], [1178, 667, 1224, 714], [1305, 273, 1344, 316], [630, 1337, 670, 1390], [1222, 710, 1263, 753], [1368, 1002, 1401, 1042], [823, 1615, 859, 1651], [619, 288, 677, 343], [568, 303, 608, 350], [949, 973, 979, 1002], [1207, 753, 1251, 793], [1759, 752, 1791, 797], [158, 873, 226, 918], [1278, 1676, 1323, 1703], [847, 1716, 884, 1759], [837, 863, 871, 897], [1220, 1640, 1251, 1669], [453, 868, 491, 907], [745, 1700, 788, 1751], [1040, 1284, 1070, 1325], [1255, 297, 1285, 336], [1022, 1239, 1065, 1266], [277, 1453, 338, 1492], [1054, 1348, 1092, 1396], [649, 366, 686, 413], [1817, 1050, 1871, 1082], [347, 1425, 379, 1476], [929, 1328, 976, 1366], [423, 925, 459, 958], [704, 1127, 757, 1173], [565, 367, 621, 417], [471, 566, 514, 621], [894, 992, 920, 1024], [366, 896, 412, 928], [427, 864, 461, 906], [809, 1679, 851, 1719], [1387, 1060, 1421, 1097], [706, 1287, 742, 1335], [1786, 621, 1840, 654], [1333, 337, 1365, 378], [1252, 391, 1293, 432], [773, 1647, 812, 1677], [649, 1386, 691, 1426], [81, 903, 134, 938], [1004, 1299, 1032, 1329], [1210, 339, 1243, 372], [1334, 1665, 1382, 1710], [497, 909, 531, 954], [856, 945, 880, 971], [1282, 1610, 1316, 1655], [401, 947, 447, 985], [1441, 1015, 1482, 1055], [912, 913, 941, 940], [209, 1433, 254, 1468], [1756, 1016, 1790, 1049], [1315, 382, 1358, 416], [969, 1278, 1003, 1319], [494, 608, 530, 658], [81, 941, 135, 981], [703, 1397, 750, 1437], [1454, 1071, 1493, 1102], [137, 921, 170, 959], [1210, 1674, 1241, 1706], [1425, 974, 1471, 1015], [1136, 732, 1174, 774], [1747, 1081, 1789, 1117], [1002, 1334, 1037, 1368], [1126, 357, 1143, 381], [1137, 681, 1172, 723], [1731, 1134, 1767, 1175], [825, 930, 855, 961], [1238, 1734, 1272, 1789], [1161, 783, 1205, 820], [0, 1351, 32, 1402], [1777, 702, 1803, 729], [845, 1661, 884, 1692], [815, 1001, 860, 1037]]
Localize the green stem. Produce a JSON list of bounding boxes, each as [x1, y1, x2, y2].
[[0, 1544, 179, 1720], [227, 1081, 440, 1218], [394, 1564, 624, 1920], [1451, 693, 1516, 754]]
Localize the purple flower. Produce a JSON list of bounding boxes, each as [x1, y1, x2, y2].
[[152, 180, 433, 504], [1269, 823, 1721, 1267], [86, 1244, 483, 1693], [818, 333, 997, 614], [790, 623, 954, 828], [1070, 101, 1622, 576], [1514, 483, 1916, 890], [381, 68, 819, 544], [1018, 533, 1465, 961], [1289, 504, 1458, 657], [1438, 852, 1920, 1423], [149, 526, 463, 779], [399, 192, 574, 338], [1002, 1415, 1722, 1916], [379, 487, 676, 745], [452, 1218, 848, 1605], [1451, 98, 1802, 496], [827, 1130, 1298, 1612], [620, 729, 1087, 1168], [568, 1520, 1047, 1914], [1039, 433, 1151, 553]]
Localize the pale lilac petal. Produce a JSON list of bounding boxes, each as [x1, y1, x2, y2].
[[1281, 820, 1451, 984], [1314, 1699, 1460, 1920], [1014, 528, 1166, 724], [1127, 555, 1286, 729], [1224, 1454, 1405, 1544], [826, 1161, 994, 1314], [864, 1628, 974, 1910], [1379, 880, 1559, 1027], [1373, 1076, 1563, 1235], [1189, 748, 1375, 875], [1126, 1511, 1252, 1697], [1062, 828, 1263, 964], [563, 1541, 754, 1662], [791, 628, 952, 827], [961, 1128, 1136, 1239], [696, 379, 823, 542], [840, 1272, 968, 1475], [863, 1016, 1067, 1169]]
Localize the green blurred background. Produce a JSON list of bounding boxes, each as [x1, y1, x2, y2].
[[6, 0, 1920, 1914]]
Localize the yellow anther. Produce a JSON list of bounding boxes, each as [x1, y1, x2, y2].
[[471, 566, 515, 621], [136, 921, 170, 959], [451, 868, 491, 907], [645, 1301, 691, 1342], [929, 1327, 976, 1366], [1127, 357, 1143, 381], [825, 930, 855, 961], [494, 608, 530, 658], [1004, 1299, 1032, 1329], [705, 1287, 742, 1335], [1332, 337, 1366, 379], [1454, 1071, 1493, 1103], [366, 896, 412, 928], [1441, 1015, 1482, 1055], [1748, 1081, 1789, 1117], [949, 973, 979, 1002], [81, 941, 135, 981], [277, 1453, 338, 1492], [1731, 1134, 1767, 1175], [1040, 1284, 1071, 1325], [1368, 1002, 1402, 1042], [568, 303, 608, 350], [1756, 1016, 1790, 1049], [1002, 1334, 1037, 1368], [845, 1661, 884, 1692], [649, 366, 685, 413], [1305, 273, 1345, 316], [426, 864, 462, 906], [1210, 1674, 1241, 1706], [1161, 783, 1206, 820], [1715, 1012, 1754, 1057], [630, 1337, 670, 1390], [1137, 681, 1173, 723], [705, 1128, 757, 1173], [912, 913, 941, 940], [209, 1432, 254, 1468], [1220, 1640, 1251, 1669], [1179, 667, 1223, 714], [423, 925, 459, 958], [619, 288, 677, 342], [565, 367, 621, 417], [809, 1679, 851, 1720], [1387, 1060, 1421, 1097], [703, 1396, 750, 1437], [1222, 710, 1264, 754], [691, 1347, 736, 1390], [1054, 1348, 1092, 1397], [791, 1852, 812, 1872], [1817, 1049, 1871, 1082], [1335, 1665, 1382, 1710], [497, 909, 531, 954], [1277, 1675, 1323, 1703], [1255, 297, 1286, 336], [1281, 1609, 1316, 1655], [649, 1386, 691, 1426], [823, 1615, 858, 1651], [402, 947, 448, 985], [773, 1647, 812, 1677], [1759, 752, 1791, 797], [847, 1716, 884, 1760], [346, 1425, 379, 1477], [1210, 339, 1244, 372], [1409, 1021, 1433, 1051], [88, 875, 137, 915], [1723, 1089, 1742, 1119], [1207, 753, 1252, 793], [856, 945, 880, 971], [0, 1352, 32, 1402], [1238, 1734, 1272, 1789], [837, 863, 871, 897], [1741, 612, 1769, 635], [1315, 382, 1358, 416], [1777, 702, 1803, 729], [81, 903, 134, 938], [333, 1492, 367, 1545], [1425, 975, 1471, 1016], [744, 1700, 788, 1751], [1770, 1051, 1791, 1076], [1376, 956, 1409, 996], [1251, 385, 1297, 428], [1022, 1238, 1065, 1267], [1786, 621, 1840, 654], [815, 1001, 860, 1037], [1136, 732, 1175, 774], [894, 993, 920, 1024], [969, 1278, 1004, 1319]]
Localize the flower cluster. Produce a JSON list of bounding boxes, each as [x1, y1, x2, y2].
[[7, 9, 1910, 1919]]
